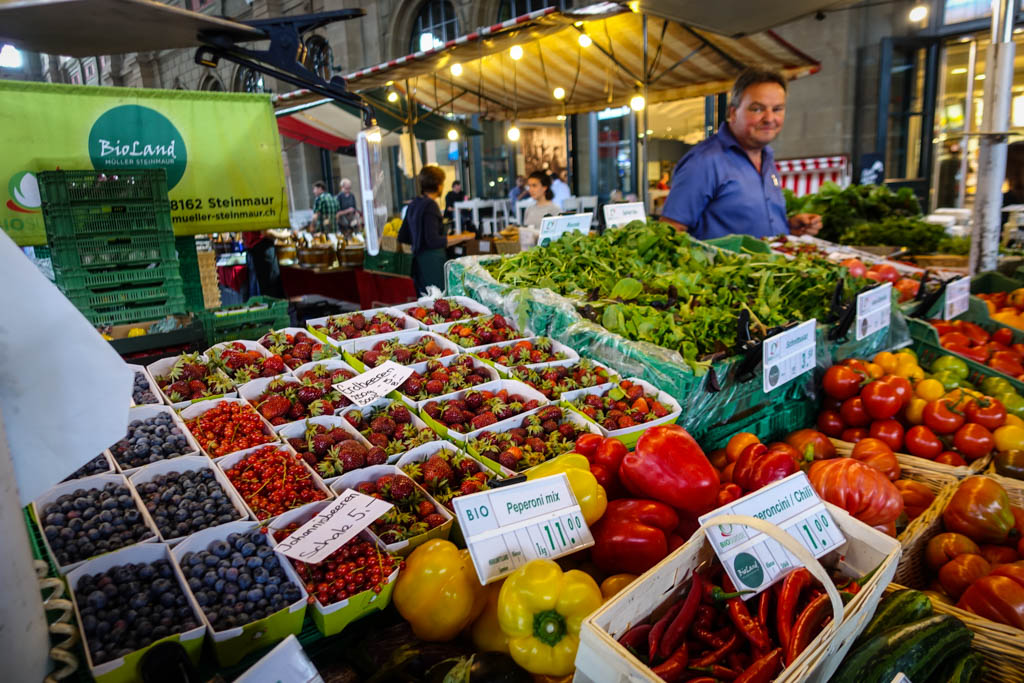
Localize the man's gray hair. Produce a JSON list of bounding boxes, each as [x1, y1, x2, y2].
[[729, 67, 788, 109]]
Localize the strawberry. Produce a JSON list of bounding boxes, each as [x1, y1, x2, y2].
[[263, 356, 287, 375], [470, 412, 498, 431], [416, 501, 436, 518], [310, 433, 333, 456], [343, 410, 365, 429], [366, 447, 388, 465], [460, 479, 485, 495], [651, 402, 670, 418], [388, 475, 415, 502], [370, 416, 396, 436], [288, 402, 307, 420], [356, 481, 377, 495], [425, 379, 445, 395], [367, 433, 389, 448], [424, 513, 447, 529], [394, 348, 412, 364], [617, 415, 636, 429], [296, 383, 324, 405], [433, 299, 452, 317], [558, 423, 578, 438], [456, 458, 479, 477], [536, 406, 563, 422], [441, 406, 464, 425], [338, 445, 366, 472], [258, 394, 291, 420], [389, 405, 412, 424], [422, 457, 453, 486], [498, 451, 520, 470]]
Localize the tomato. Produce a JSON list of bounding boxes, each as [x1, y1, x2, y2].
[[841, 427, 869, 443], [941, 332, 975, 348], [720, 461, 735, 483], [903, 397, 927, 425], [861, 380, 902, 420], [816, 410, 845, 438], [932, 355, 970, 380], [980, 544, 1019, 565], [895, 479, 935, 520], [993, 327, 1015, 347], [943, 476, 1017, 544], [881, 375, 912, 406], [822, 395, 843, 413], [709, 448, 728, 470], [965, 397, 1007, 431], [953, 423, 996, 461], [869, 419, 905, 451], [923, 399, 967, 435], [982, 376, 1015, 396], [904, 425, 943, 459], [808, 458, 903, 527], [932, 370, 967, 392], [841, 258, 866, 278], [785, 429, 836, 462], [726, 432, 760, 463], [873, 264, 900, 284], [915, 378, 946, 402], [822, 364, 864, 400], [926, 532, 982, 571], [765, 441, 802, 466], [1001, 392, 1024, 418], [840, 396, 871, 427], [894, 278, 920, 302], [851, 438, 901, 480], [938, 553, 992, 600], [936, 451, 968, 466], [874, 352, 900, 374]]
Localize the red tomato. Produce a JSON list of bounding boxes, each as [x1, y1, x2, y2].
[[980, 544, 1019, 565], [822, 364, 864, 400], [938, 553, 992, 600], [965, 398, 1007, 431], [894, 278, 920, 302], [926, 532, 981, 571], [766, 442, 802, 463], [904, 425, 943, 459], [936, 451, 968, 467], [881, 375, 912, 407], [816, 410, 845, 438], [861, 380, 902, 420], [923, 399, 967, 435], [840, 396, 871, 427], [990, 352, 1024, 377], [869, 419, 905, 451], [872, 264, 900, 283], [785, 429, 836, 462], [841, 427, 869, 443], [851, 438, 901, 480], [841, 258, 867, 278], [822, 395, 843, 413], [953, 423, 995, 461]]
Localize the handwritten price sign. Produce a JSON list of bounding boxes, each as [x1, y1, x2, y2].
[[338, 360, 415, 407], [274, 490, 393, 564]]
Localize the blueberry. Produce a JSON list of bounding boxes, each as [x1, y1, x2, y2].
[[203, 571, 218, 588], [245, 556, 263, 570], [203, 554, 219, 567], [240, 543, 256, 557], [210, 540, 230, 558], [86, 590, 106, 610], [237, 573, 252, 590]]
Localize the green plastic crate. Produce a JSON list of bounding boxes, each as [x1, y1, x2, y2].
[[42, 202, 172, 240], [77, 296, 187, 326], [183, 283, 206, 312], [364, 250, 396, 273], [909, 314, 1024, 395], [63, 277, 184, 309], [200, 296, 289, 345], [204, 316, 290, 346], [704, 234, 775, 256], [694, 398, 819, 452], [37, 169, 169, 205], [971, 271, 1024, 295], [53, 262, 181, 291], [49, 233, 178, 271]]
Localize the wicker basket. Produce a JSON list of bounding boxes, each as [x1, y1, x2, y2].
[[893, 458, 959, 577], [913, 253, 970, 270], [380, 235, 398, 253], [830, 437, 988, 478]]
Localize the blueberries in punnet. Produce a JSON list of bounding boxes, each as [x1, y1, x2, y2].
[[109, 414, 193, 469], [75, 560, 197, 665], [183, 533, 302, 631], [41, 484, 153, 566], [137, 468, 242, 540], [61, 455, 111, 482], [132, 371, 160, 405]]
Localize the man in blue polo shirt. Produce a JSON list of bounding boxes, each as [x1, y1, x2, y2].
[[661, 68, 821, 240]]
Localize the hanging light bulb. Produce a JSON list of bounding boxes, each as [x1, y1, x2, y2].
[[553, 87, 566, 100], [510, 45, 523, 61], [447, 127, 459, 141], [578, 33, 592, 48], [507, 125, 521, 142], [450, 63, 463, 77], [556, 114, 567, 121], [628, 1, 640, 13], [629, 94, 646, 111], [387, 90, 399, 103], [908, 3, 928, 22]]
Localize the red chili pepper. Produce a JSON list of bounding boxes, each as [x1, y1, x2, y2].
[[651, 643, 688, 682], [688, 664, 740, 680], [693, 624, 732, 648], [692, 631, 741, 667], [834, 562, 882, 595], [776, 568, 811, 650], [618, 623, 652, 651], [687, 678, 719, 683], [695, 605, 716, 628], [785, 592, 832, 665], [735, 647, 783, 683], [722, 576, 772, 651], [660, 572, 705, 658], [728, 651, 749, 671], [757, 588, 773, 633], [649, 600, 683, 663]]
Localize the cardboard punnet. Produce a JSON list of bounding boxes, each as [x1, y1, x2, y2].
[[392, 295, 491, 331], [342, 330, 462, 373], [205, 339, 290, 386], [258, 326, 343, 361], [306, 306, 423, 345], [126, 363, 163, 407], [562, 377, 682, 448], [507, 356, 621, 400], [288, 358, 358, 388], [178, 397, 280, 460], [275, 416, 374, 485], [216, 443, 334, 522], [470, 337, 580, 377], [109, 404, 203, 474], [342, 399, 438, 464], [464, 406, 603, 474], [417, 379, 550, 443], [61, 451, 116, 482], [393, 353, 500, 411], [432, 315, 527, 354], [146, 354, 236, 410]]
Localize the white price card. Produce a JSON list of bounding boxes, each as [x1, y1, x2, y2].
[[762, 319, 817, 393], [235, 635, 324, 683], [943, 276, 971, 320], [856, 282, 892, 340], [452, 473, 594, 585], [699, 472, 845, 599], [337, 360, 414, 407], [537, 213, 594, 246], [273, 490, 393, 564], [603, 202, 646, 229]]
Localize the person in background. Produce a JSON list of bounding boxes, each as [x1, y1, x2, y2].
[[242, 231, 285, 298], [310, 181, 339, 233], [661, 67, 821, 239], [444, 180, 467, 221], [509, 175, 526, 203], [1004, 141, 1024, 206], [522, 171, 560, 228], [656, 171, 671, 190], [551, 170, 571, 209], [335, 178, 359, 239], [398, 165, 448, 295]]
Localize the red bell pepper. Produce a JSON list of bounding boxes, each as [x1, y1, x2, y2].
[[717, 483, 743, 507], [619, 425, 720, 515], [957, 574, 1024, 630], [582, 436, 629, 498], [590, 498, 680, 574], [733, 443, 797, 493], [993, 327, 1015, 347], [574, 433, 604, 458]]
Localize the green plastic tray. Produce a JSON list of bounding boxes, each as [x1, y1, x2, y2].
[[78, 296, 187, 326], [693, 394, 819, 452], [971, 271, 1024, 295], [54, 262, 182, 291], [37, 169, 169, 205], [42, 202, 172, 240], [50, 233, 179, 271], [704, 234, 776, 256]]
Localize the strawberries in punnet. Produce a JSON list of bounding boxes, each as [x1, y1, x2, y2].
[[401, 449, 491, 508], [468, 405, 588, 472], [343, 402, 436, 457], [355, 335, 456, 368], [476, 338, 567, 367], [444, 314, 522, 348], [571, 379, 671, 431], [184, 401, 275, 458], [406, 298, 482, 326], [510, 358, 615, 399], [422, 387, 539, 434], [209, 342, 287, 384], [222, 445, 327, 519], [259, 330, 337, 370], [284, 420, 380, 478], [314, 310, 409, 341], [360, 473, 447, 544], [154, 353, 234, 402], [398, 356, 492, 400], [253, 376, 345, 426]]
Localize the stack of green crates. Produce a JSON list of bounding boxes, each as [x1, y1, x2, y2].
[[38, 169, 186, 325], [198, 296, 290, 346], [176, 235, 206, 312]]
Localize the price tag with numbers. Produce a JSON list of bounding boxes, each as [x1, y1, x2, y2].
[[943, 276, 971, 320], [856, 283, 892, 340], [452, 473, 594, 584], [273, 490, 393, 564], [762, 319, 817, 393], [699, 472, 845, 599]]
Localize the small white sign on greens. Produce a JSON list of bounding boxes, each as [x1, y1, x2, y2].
[[856, 283, 892, 341], [603, 202, 646, 229], [274, 490, 393, 564], [338, 360, 414, 407], [762, 319, 816, 393], [537, 213, 594, 246], [452, 473, 594, 584], [699, 472, 845, 599], [943, 276, 971, 320]]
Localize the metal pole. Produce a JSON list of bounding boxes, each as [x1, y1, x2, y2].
[[641, 13, 650, 205], [969, 0, 1015, 273], [956, 39, 978, 209]]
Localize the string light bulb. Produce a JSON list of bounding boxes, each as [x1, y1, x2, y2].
[[629, 94, 646, 111], [628, 1, 639, 13], [507, 125, 521, 142], [553, 87, 565, 100], [510, 45, 523, 60], [578, 33, 592, 48], [450, 63, 463, 76], [447, 127, 459, 141], [387, 90, 399, 103], [908, 4, 928, 22]]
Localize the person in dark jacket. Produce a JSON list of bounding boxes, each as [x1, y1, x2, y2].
[[399, 165, 448, 295]]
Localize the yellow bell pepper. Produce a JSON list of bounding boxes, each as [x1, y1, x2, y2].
[[497, 559, 603, 676], [525, 454, 607, 525], [600, 573, 637, 599], [392, 539, 486, 641], [471, 581, 510, 654]]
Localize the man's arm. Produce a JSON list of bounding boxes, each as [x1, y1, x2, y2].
[[788, 213, 822, 236], [659, 216, 689, 233]]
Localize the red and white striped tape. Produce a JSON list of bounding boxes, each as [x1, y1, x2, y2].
[[776, 156, 850, 196]]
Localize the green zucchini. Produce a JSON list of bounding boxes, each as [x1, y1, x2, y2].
[[854, 589, 933, 646], [942, 651, 985, 683], [831, 614, 971, 683]]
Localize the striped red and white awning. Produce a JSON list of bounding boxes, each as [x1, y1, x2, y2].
[[344, 3, 819, 120], [776, 156, 851, 196]]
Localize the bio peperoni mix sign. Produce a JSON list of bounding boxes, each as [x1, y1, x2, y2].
[[1, 80, 289, 245]]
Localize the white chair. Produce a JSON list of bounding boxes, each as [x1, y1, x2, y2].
[[516, 198, 536, 225], [562, 197, 581, 213], [578, 195, 598, 213]]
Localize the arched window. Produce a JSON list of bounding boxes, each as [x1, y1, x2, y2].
[[233, 66, 265, 93], [199, 74, 224, 91], [498, 0, 565, 22], [304, 35, 333, 81], [409, 0, 459, 53]]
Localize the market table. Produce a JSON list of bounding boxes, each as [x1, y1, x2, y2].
[[279, 264, 359, 304]]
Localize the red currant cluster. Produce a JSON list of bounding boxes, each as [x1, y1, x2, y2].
[[223, 446, 327, 519], [185, 402, 275, 457], [273, 525, 400, 604]]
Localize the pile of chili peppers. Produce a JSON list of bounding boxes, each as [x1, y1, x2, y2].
[[616, 563, 875, 682]]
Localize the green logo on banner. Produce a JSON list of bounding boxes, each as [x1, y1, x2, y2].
[[88, 105, 187, 188], [733, 552, 764, 588]]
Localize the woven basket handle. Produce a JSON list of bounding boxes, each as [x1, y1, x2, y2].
[[699, 513, 844, 628]]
